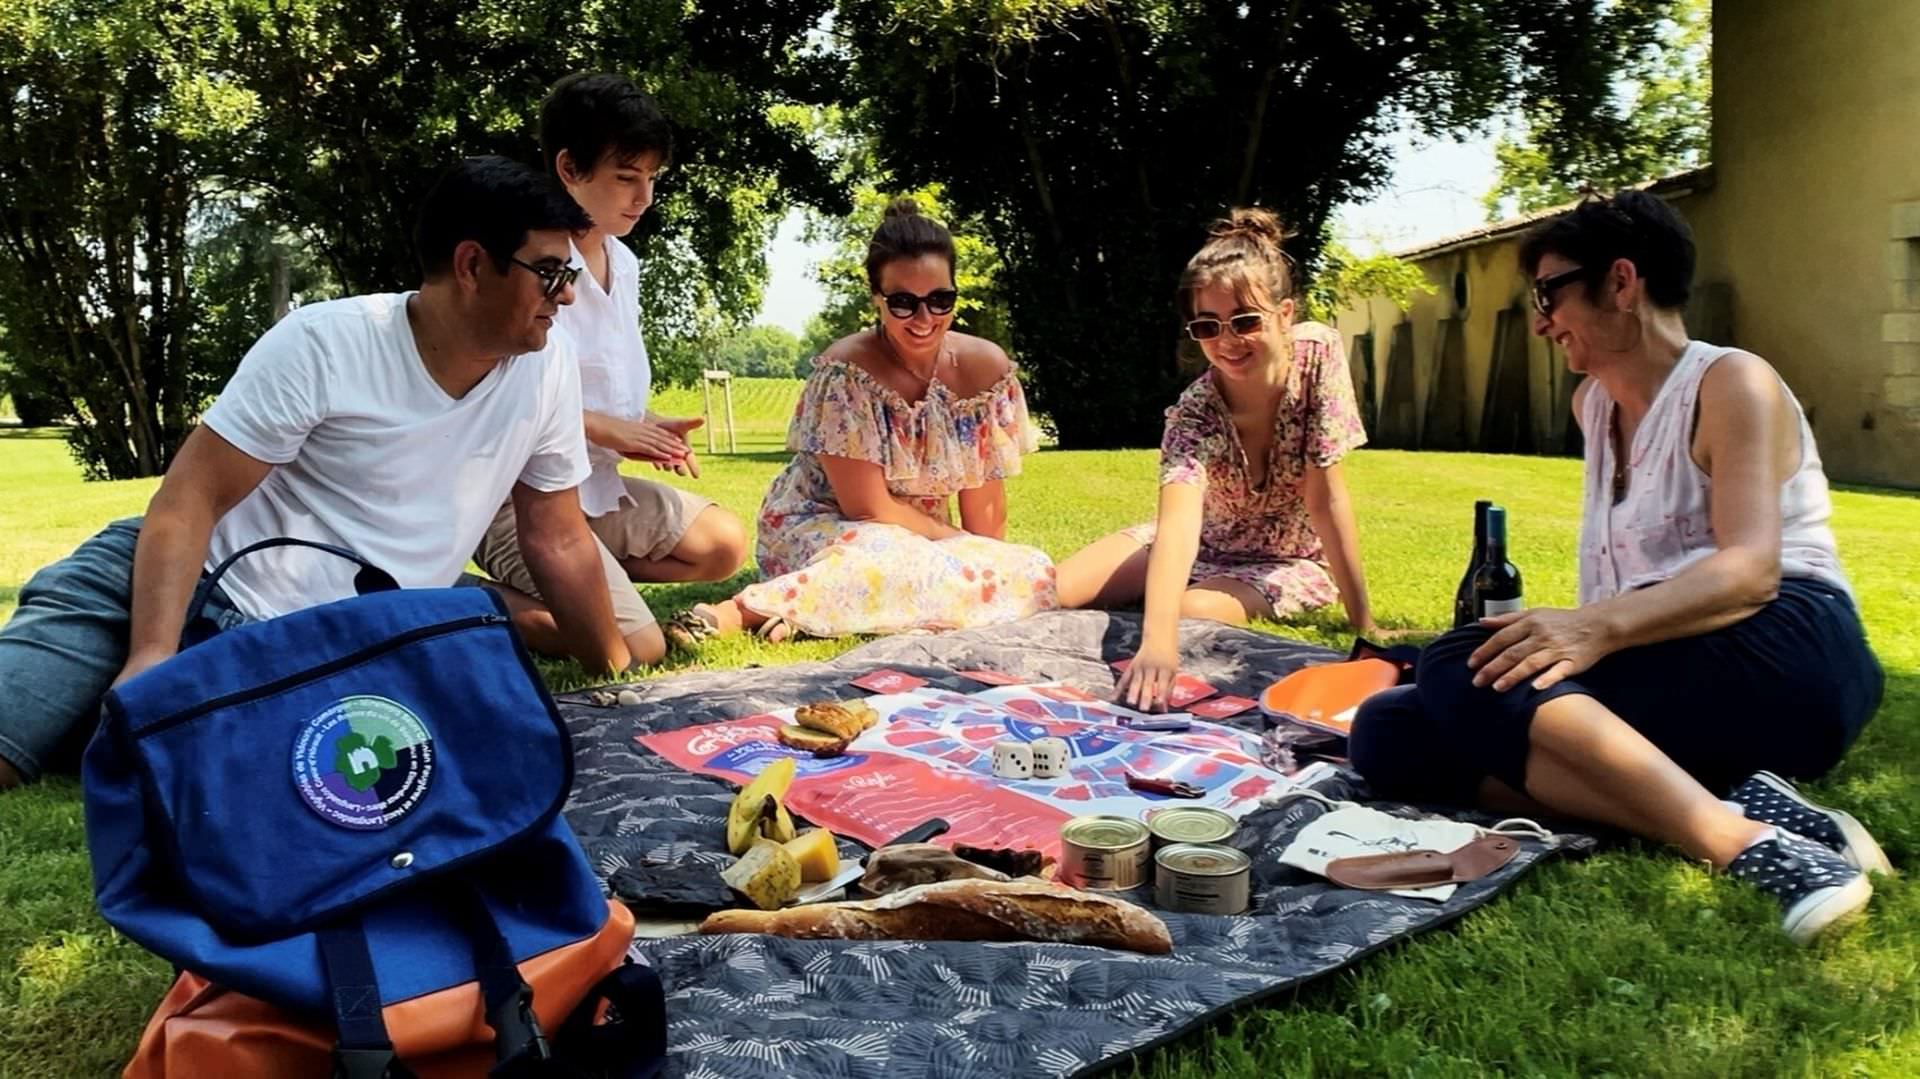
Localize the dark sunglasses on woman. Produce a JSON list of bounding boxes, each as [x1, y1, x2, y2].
[[1530, 266, 1587, 317], [1185, 312, 1266, 341], [882, 288, 959, 318]]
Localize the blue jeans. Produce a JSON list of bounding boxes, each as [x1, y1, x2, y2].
[[0, 518, 247, 782]]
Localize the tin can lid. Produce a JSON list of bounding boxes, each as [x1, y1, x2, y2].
[[1155, 842, 1251, 876], [1146, 806, 1237, 844], [1062, 815, 1149, 849]]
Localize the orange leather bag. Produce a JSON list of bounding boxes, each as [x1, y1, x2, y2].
[[124, 901, 648, 1078]]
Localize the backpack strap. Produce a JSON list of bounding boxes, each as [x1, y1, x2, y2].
[[553, 962, 669, 1079], [443, 886, 554, 1078], [318, 922, 418, 1079], [186, 537, 401, 628]]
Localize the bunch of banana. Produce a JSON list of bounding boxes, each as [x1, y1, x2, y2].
[[725, 757, 798, 854]]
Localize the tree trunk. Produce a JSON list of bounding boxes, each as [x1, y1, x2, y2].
[[270, 241, 292, 323]]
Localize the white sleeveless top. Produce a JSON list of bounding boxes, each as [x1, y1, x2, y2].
[[1576, 340, 1852, 605]]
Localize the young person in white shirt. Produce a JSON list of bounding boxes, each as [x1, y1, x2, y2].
[[0, 156, 634, 791], [473, 73, 748, 665]]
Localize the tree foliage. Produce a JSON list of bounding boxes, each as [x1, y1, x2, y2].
[[709, 323, 806, 378], [0, 0, 255, 477], [1484, 0, 1710, 218], [0, 0, 848, 477], [800, 183, 1009, 359], [1302, 232, 1436, 325], [836, 0, 1677, 447]]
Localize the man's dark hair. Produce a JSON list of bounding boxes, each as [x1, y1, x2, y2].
[[1519, 189, 1696, 310], [413, 156, 591, 278], [539, 72, 674, 177]]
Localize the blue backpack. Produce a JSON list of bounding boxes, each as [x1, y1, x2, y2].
[[85, 539, 664, 1078]]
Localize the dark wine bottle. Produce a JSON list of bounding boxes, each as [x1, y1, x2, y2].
[[1452, 500, 1493, 628], [1471, 506, 1524, 619]]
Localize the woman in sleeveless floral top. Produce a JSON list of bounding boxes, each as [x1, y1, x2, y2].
[[666, 200, 1055, 643], [1351, 193, 1885, 944], [1056, 209, 1382, 709]]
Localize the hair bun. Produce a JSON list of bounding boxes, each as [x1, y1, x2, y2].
[[1208, 207, 1289, 249], [883, 196, 923, 220]]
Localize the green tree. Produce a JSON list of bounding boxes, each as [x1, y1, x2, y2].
[[711, 323, 805, 377], [1301, 230, 1436, 325], [224, 0, 849, 391], [0, 0, 256, 477], [187, 199, 339, 402], [802, 183, 1010, 357], [1484, 0, 1710, 218], [836, 0, 1676, 447]]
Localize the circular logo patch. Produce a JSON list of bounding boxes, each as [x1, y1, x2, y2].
[[292, 695, 436, 830]]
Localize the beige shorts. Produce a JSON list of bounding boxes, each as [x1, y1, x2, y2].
[[473, 476, 715, 635]]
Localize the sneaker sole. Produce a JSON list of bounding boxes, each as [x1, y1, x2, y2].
[[1782, 872, 1873, 945], [1752, 771, 1895, 877]]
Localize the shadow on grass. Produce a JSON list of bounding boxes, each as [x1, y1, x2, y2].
[[0, 427, 64, 441]]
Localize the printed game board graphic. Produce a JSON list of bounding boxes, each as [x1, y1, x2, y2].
[[638, 683, 1297, 858]]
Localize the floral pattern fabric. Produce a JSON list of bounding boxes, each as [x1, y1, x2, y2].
[[1121, 322, 1367, 616], [737, 355, 1056, 636]]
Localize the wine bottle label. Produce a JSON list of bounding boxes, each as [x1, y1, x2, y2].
[[1480, 597, 1525, 616]]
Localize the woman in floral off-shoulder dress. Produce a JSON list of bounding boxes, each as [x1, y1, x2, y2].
[[665, 200, 1057, 645]]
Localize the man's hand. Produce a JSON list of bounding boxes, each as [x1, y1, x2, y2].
[[1468, 607, 1615, 692], [111, 647, 176, 689]]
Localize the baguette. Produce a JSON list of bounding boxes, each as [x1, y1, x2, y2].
[[700, 877, 1173, 955]]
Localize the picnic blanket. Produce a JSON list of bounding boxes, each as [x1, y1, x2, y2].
[[560, 611, 1595, 1079]]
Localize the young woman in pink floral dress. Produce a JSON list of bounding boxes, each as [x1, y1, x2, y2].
[[1056, 209, 1380, 709], [665, 200, 1056, 645]]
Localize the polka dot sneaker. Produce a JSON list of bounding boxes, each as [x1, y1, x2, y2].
[[1725, 830, 1873, 945], [1726, 771, 1893, 876]]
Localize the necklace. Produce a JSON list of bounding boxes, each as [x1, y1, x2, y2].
[[875, 325, 945, 386]]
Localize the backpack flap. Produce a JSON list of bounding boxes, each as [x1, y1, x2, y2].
[[100, 587, 572, 942]]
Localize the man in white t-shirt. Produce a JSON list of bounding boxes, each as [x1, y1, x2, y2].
[[473, 73, 749, 659], [0, 156, 634, 791]]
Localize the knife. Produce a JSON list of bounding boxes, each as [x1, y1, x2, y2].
[[790, 817, 950, 905]]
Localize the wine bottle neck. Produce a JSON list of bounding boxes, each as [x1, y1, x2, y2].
[[1483, 510, 1509, 562]]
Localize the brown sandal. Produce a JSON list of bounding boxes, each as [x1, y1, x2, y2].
[[664, 606, 723, 652], [752, 614, 797, 644]]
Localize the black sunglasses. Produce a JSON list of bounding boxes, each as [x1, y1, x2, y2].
[[1531, 267, 1588, 317], [509, 257, 581, 301], [1185, 312, 1266, 341], [881, 288, 959, 318]]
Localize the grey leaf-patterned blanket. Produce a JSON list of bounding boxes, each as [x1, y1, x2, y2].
[[559, 611, 1593, 1079]]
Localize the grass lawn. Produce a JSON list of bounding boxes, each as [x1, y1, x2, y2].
[[2, 388, 1917, 1077]]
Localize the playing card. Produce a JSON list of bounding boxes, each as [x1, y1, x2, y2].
[[850, 669, 928, 694], [1189, 695, 1257, 719]]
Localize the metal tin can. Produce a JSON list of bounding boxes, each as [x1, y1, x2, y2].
[[1059, 815, 1151, 891], [1144, 806, 1238, 852], [1154, 843, 1252, 915]]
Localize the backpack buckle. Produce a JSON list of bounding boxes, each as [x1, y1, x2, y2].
[[332, 1046, 405, 1079], [488, 982, 552, 1076]]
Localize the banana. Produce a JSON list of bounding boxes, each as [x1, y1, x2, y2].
[[726, 756, 798, 855]]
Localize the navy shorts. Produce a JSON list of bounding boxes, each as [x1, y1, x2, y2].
[[1350, 577, 1883, 803]]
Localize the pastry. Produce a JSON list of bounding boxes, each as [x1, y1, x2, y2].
[[793, 700, 877, 740]]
